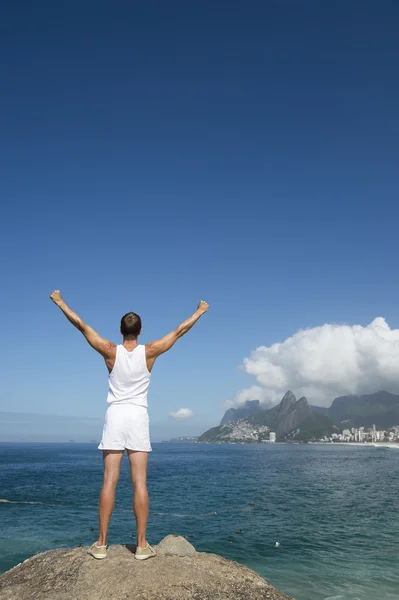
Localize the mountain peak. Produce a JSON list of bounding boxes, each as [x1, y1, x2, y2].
[[276, 394, 312, 437], [220, 399, 262, 425], [279, 391, 297, 414], [244, 400, 260, 409], [297, 396, 309, 407]]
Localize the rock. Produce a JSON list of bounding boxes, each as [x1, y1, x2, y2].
[[278, 391, 297, 416], [0, 535, 293, 600], [276, 396, 312, 437], [156, 534, 197, 556]]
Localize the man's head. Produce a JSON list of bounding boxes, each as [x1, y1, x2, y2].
[[120, 312, 142, 340]]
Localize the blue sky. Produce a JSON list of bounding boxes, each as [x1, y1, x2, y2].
[[1, 1, 398, 441]]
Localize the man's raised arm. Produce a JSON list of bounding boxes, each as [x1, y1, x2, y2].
[[145, 301, 209, 370], [49, 290, 115, 361]]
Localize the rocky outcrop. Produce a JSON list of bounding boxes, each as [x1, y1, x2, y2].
[[0, 535, 292, 600], [220, 400, 262, 425], [276, 396, 312, 437], [278, 391, 297, 416]]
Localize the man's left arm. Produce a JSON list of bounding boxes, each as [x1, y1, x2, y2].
[[50, 290, 115, 359]]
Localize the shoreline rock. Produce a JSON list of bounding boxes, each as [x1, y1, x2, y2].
[[0, 535, 292, 600]]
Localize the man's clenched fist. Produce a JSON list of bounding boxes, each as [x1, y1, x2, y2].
[[197, 300, 209, 314], [50, 290, 63, 306]]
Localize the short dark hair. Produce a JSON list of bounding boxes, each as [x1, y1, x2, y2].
[[120, 312, 142, 339]]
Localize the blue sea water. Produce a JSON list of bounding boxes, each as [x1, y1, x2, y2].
[[0, 442, 398, 600]]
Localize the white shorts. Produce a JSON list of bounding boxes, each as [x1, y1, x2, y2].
[[98, 404, 152, 452]]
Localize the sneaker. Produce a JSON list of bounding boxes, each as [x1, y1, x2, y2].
[[88, 542, 108, 559], [135, 542, 156, 560]]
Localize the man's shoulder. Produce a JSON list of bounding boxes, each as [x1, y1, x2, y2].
[[144, 341, 158, 360]]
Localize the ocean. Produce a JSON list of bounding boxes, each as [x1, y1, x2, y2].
[[0, 442, 398, 600]]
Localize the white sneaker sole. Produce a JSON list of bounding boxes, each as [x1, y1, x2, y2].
[[134, 552, 156, 560], [88, 547, 107, 560], [89, 552, 107, 559]]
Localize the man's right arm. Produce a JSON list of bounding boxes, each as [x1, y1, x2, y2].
[[145, 301, 209, 371]]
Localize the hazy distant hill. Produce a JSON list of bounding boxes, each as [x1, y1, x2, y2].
[[220, 400, 262, 425], [327, 391, 399, 428], [310, 405, 329, 415]]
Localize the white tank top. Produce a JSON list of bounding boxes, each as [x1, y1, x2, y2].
[[106, 345, 151, 408]]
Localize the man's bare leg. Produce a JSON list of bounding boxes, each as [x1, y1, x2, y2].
[[128, 450, 149, 548], [98, 450, 124, 546]]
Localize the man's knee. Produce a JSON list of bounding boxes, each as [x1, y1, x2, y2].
[[132, 478, 147, 491], [103, 473, 119, 488]]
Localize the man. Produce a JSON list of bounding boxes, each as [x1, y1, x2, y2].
[[50, 290, 209, 560]]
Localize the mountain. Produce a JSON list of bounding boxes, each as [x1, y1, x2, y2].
[[311, 405, 329, 415], [279, 390, 297, 414], [220, 400, 262, 425], [198, 425, 229, 443], [220, 392, 295, 428], [202, 389, 399, 445], [199, 391, 339, 443], [246, 392, 312, 437], [246, 392, 339, 439], [285, 413, 340, 442], [327, 391, 399, 428]]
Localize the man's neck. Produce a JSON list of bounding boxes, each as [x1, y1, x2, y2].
[[122, 338, 139, 351]]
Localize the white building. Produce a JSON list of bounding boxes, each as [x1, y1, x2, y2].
[[269, 432, 276, 443]]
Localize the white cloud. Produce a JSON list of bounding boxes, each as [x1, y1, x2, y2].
[[230, 317, 399, 408], [168, 408, 195, 420]]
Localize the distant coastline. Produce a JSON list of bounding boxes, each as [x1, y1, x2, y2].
[[195, 440, 399, 448], [316, 441, 399, 448]]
